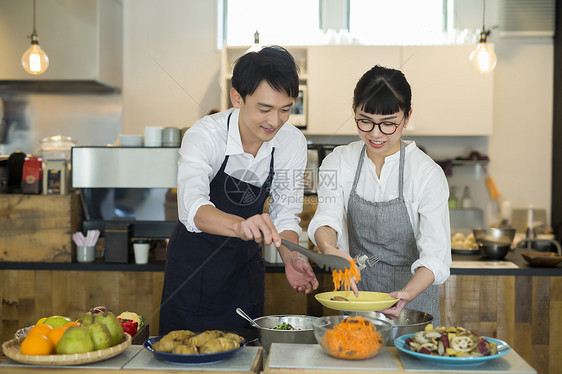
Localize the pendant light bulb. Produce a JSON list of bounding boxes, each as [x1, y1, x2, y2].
[[469, 30, 497, 74], [22, 33, 49, 75], [21, 0, 49, 75]]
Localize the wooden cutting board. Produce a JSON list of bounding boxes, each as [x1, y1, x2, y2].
[[266, 343, 398, 372]]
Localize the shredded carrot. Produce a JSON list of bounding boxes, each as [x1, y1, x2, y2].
[[332, 259, 361, 293], [322, 316, 383, 359]]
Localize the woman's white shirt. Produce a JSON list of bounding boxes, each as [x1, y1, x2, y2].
[[308, 140, 451, 285], [177, 108, 307, 236]]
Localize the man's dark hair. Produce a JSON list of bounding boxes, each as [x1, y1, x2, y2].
[[232, 45, 300, 100], [353, 65, 412, 119]]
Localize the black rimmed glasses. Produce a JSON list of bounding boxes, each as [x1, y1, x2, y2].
[[354, 116, 404, 135]]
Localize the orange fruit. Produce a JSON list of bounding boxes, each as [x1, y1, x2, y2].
[[27, 324, 54, 337], [47, 326, 67, 347], [21, 334, 53, 355], [64, 321, 81, 328]]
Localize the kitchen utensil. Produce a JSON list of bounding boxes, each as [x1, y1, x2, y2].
[[76, 246, 95, 263], [312, 315, 391, 360], [521, 251, 562, 267], [345, 309, 433, 346], [235, 308, 260, 328], [39, 135, 75, 161], [473, 228, 516, 260], [144, 334, 247, 364], [355, 254, 379, 270], [516, 238, 561, 255], [247, 314, 318, 352], [315, 291, 399, 312], [394, 334, 510, 366], [281, 239, 349, 271]]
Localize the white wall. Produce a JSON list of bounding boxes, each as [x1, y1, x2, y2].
[[122, 0, 221, 132], [490, 39, 553, 221], [121, 0, 554, 227]]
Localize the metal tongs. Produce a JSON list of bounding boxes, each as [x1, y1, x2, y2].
[[281, 239, 350, 272]]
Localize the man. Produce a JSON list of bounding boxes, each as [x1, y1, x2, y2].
[[159, 46, 318, 334]]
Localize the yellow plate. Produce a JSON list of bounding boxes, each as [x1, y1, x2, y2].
[[315, 291, 399, 311]]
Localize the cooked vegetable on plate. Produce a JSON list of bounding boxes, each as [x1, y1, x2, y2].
[[405, 324, 498, 357]]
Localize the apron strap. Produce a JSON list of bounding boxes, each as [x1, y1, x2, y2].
[[351, 144, 367, 192], [398, 140, 405, 201]]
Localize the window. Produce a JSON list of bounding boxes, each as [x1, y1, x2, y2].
[[224, 0, 320, 46], [222, 0, 454, 47], [350, 0, 448, 45]]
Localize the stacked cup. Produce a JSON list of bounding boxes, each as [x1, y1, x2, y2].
[[162, 127, 181, 147], [144, 126, 163, 147]]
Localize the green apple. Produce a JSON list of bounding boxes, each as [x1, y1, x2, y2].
[[56, 326, 94, 354], [43, 315, 72, 328]]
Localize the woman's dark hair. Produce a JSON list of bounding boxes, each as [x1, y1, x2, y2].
[[232, 45, 300, 100], [353, 65, 412, 119]]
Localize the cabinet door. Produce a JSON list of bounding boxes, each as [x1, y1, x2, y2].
[[305, 46, 401, 135], [400, 45, 493, 135]]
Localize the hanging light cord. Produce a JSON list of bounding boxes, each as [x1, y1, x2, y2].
[[32, 0, 37, 36], [481, 0, 486, 31]]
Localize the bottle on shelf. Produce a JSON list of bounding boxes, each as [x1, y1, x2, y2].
[[448, 186, 458, 209], [461, 186, 472, 209], [525, 204, 536, 249]]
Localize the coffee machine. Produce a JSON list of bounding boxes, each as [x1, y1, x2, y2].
[[71, 146, 179, 262]]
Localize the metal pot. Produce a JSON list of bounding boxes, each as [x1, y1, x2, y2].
[[473, 228, 516, 260], [344, 309, 433, 346], [252, 315, 318, 352]]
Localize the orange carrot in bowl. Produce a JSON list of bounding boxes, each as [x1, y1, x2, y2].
[[322, 316, 383, 359]]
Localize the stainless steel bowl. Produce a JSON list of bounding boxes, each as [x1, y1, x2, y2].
[[473, 228, 516, 259], [344, 309, 433, 346], [252, 315, 318, 352]]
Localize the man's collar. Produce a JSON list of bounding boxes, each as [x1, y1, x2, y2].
[[225, 109, 278, 159]]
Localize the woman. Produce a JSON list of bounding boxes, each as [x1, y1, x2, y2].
[[308, 65, 451, 324]]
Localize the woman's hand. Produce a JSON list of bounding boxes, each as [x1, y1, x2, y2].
[[322, 245, 360, 297], [379, 267, 435, 319], [234, 213, 281, 247], [378, 290, 412, 319]]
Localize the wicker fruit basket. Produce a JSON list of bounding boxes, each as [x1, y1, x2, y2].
[[1, 333, 131, 366]]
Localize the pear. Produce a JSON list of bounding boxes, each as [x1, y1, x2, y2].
[[43, 315, 72, 328], [78, 311, 93, 325], [95, 311, 124, 346], [56, 326, 94, 354], [87, 317, 113, 350]]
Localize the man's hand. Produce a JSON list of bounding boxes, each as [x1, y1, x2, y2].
[[234, 213, 281, 247], [285, 255, 319, 294]]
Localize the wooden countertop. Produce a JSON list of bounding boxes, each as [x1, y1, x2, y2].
[[1, 248, 560, 276], [0, 345, 537, 374]]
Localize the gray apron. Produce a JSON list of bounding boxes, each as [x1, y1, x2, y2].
[[347, 141, 440, 325]]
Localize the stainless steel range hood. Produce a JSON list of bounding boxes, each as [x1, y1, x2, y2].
[[0, 80, 117, 93], [0, 0, 122, 93]]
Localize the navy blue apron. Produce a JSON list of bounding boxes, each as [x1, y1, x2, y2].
[[159, 113, 275, 334]]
